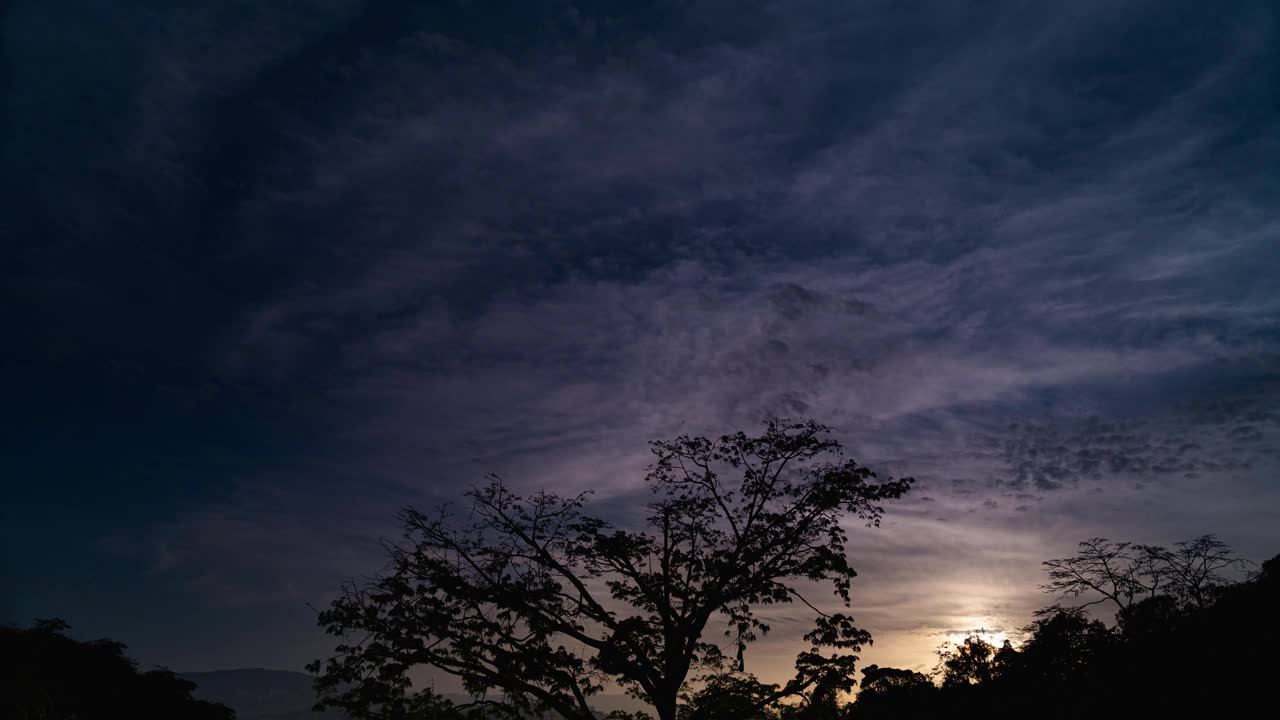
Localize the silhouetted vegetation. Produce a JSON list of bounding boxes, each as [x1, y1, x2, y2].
[[308, 418, 1280, 719], [2, 618, 235, 720], [845, 536, 1278, 720], [309, 420, 913, 720], [1041, 535, 1252, 613], [613, 536, 1278, 720]]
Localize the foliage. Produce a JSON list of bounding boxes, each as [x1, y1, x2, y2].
[[935, 635, 999, 688], [679, 673, 780, 720], [857, 665, 932, 696], [1, 618, 235, 720], [309, 420, 912, 720], [846, 665, 933, 719], [1005, 609, 1113, 687], [850, 537, 1278, 720]]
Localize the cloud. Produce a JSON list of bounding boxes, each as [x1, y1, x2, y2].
[[6, 0, 1279, 675]]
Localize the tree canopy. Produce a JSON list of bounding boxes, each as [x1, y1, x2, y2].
[[1040, 534, 1251, 613], [309, 420, 913, 720]]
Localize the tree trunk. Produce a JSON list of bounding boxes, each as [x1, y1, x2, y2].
[[653, 689, 678, 720]]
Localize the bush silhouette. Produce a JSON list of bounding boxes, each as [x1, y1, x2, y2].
[[2, 618, 235, 720]]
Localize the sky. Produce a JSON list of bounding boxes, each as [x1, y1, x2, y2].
[[4, 0, 1280, 689]]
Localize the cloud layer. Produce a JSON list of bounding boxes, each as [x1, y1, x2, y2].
[[6, 0, 1279, 678]]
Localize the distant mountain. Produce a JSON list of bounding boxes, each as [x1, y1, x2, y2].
[[180, 669, 332, 720], [181, 668, 652, 719]]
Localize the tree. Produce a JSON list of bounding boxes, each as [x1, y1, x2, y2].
[[936, 635, 999, 688], [2, 618, 235, 720], [679, 673, 780, 720], [309, 420, 913, 720], [1006, 609, 1114, 687], [1040, 538, 1161, 613], [1146, 535, 1252, 609], [1041, 535, 1251, 616], [849, 665, 934, 719], [1116, 594, 1183, 640], [857, 665, 933, 696]]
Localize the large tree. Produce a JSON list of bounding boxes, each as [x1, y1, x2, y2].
[[1040, 535, 1251, 615], [309, 420, 912, 720]]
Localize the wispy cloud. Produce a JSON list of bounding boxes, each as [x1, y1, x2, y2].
[[7, 0, 1278, 675]]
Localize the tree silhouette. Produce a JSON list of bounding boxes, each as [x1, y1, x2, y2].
[[857, 665, 932, 697], [1147, 534, 1253, 609], [309, 420, 912, 720], [1002, 609, 1113, 688], [1040, 538, 1160, 613], [848, 665, 934, 719], [2, 618, 235, 720], [679, 673, 780, 720], [936, 635, 999, 688], [1115, 593, 1182, 640], [1040, 534, 1250, 615], [847, 540, 1279, 720]]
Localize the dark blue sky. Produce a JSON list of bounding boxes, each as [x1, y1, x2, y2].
[[5, 0, 1279, 678]]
